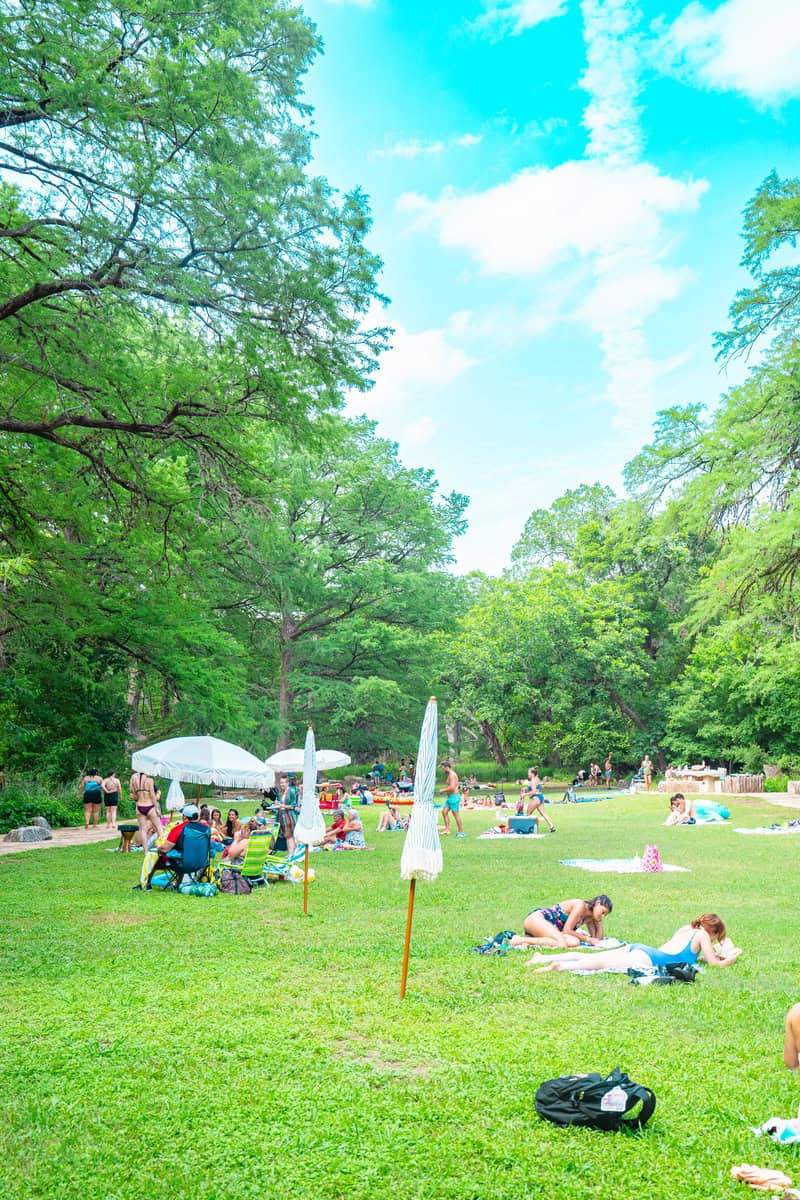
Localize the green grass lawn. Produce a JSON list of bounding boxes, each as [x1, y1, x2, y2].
[[2, 792, 798, 1199]]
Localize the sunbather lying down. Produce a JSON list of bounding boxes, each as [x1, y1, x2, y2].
[[527, 914, 741, 974]]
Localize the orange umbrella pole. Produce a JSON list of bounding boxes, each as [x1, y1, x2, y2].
[[400, 878, 416, 998], [303, 843, 310, 915]]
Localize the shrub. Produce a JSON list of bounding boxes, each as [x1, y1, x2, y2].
[[764, 776, 789, 793], [0, 778, 134, 832]]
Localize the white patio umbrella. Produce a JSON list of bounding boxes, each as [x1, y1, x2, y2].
[[294, 725, 327, 915], [399, 696, 442, 998], [132, 736, 275, 800], [265, 747, 351, 773]]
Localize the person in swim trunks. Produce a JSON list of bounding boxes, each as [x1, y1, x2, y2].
[[526, 913, 741, 972], [509, 896, 612, 949], [439, 761, 466, 837]]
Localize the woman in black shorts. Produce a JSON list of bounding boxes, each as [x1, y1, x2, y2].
[[102, 770, 120, 828]]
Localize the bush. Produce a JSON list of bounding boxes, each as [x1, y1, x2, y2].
[[0, 778, 134, 833], [764, 776, 789, 793]]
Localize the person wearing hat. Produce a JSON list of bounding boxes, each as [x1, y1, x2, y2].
[[159, 803, 203, 852]]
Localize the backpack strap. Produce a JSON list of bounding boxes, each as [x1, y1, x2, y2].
[[620, 1082, 656, 1130]]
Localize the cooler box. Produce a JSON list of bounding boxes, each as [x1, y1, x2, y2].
[[509, 816, 538, 834]]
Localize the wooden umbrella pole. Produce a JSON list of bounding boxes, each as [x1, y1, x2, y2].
[[303, 843, 310, 915], [400, 877, 417, 999]]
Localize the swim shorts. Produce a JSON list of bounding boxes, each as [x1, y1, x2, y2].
[[445, 795, 461, 811]]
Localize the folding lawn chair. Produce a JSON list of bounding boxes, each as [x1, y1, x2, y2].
[[148, 823, 211, 890], [262, 846, 307, 882], [235, 831, 275, 889]]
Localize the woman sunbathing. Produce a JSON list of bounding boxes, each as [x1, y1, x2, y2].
[[377, 804, 403, 831], [510, 896, 612, 949], [526, 913, 741, 972]]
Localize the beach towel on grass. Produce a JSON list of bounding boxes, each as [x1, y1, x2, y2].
[[478, 828, 545, 839], [735, 822, 800, 836], [560, 857, 689, 873]]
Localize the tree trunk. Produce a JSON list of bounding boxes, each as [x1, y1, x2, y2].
[[126, 668, 143, 738], [478, 719, 508, 767], [276, 614, 297, 750]]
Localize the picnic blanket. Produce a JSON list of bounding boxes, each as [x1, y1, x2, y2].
[[478, 827, 545, 840], [560, 857, 689, 873], [736, 820, 800, 836]]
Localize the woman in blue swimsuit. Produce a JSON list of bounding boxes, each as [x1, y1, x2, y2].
[[509, 896, 613, 949], [526, 913, 741, 972]]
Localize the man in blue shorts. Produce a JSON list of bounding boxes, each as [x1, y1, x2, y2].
[[440, 761, 466, 837]]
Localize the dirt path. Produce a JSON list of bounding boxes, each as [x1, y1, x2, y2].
[[0, 825, 120, 856]]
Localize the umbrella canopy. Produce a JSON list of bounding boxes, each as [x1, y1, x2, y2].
[[132, 735, 275, 789], [400, 698, 443, 882], [294, 726, 326, 847], [265, 747, 351, 772]]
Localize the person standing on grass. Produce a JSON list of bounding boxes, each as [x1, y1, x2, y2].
[[79, 768, 104, 830], [101, 770, 120, 828], [641, 754, 653, 790], [130, 768, 162, 849], [604, 754, 613, 788], [440, 761, 466, 837]]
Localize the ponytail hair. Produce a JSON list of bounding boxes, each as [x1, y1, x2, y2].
[[691, 913, 726, 941]]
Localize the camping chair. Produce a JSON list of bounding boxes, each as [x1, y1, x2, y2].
[[148, 823, 211, 889], [236, 831, 275, 889], [262, 845, 307, 882]]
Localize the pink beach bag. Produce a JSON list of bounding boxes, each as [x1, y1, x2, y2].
[[641, 844, 663, 872]]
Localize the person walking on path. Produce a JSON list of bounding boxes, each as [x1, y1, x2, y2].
[[440, 761, 466, 837], [79, 768, 104, 830], [101, 770, 121, 828], [604, 754, 613, 788]]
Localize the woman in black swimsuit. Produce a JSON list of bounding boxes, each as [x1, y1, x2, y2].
[[102, 770, 120, 828]]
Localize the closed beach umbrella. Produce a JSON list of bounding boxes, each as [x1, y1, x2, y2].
[[132, 735, 275, 790], [399, 697, 442, 997], [294, 725, 327, 915]]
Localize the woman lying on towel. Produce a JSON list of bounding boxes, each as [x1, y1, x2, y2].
[[526, 913, 741, 972], [509, 896, 613, 949]]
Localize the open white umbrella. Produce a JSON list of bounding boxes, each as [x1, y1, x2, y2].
[[132, 735, 275, 794], [294, 725, 327, 915], [265, 747, 351, 772], [399, 697, 442, 998]]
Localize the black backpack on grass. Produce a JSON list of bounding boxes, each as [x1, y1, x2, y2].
[[535, 1067, 656, 1132]]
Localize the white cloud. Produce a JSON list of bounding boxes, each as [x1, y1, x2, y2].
[[399, 0, 708, 444], [371, 133, 482, 160], [473, 0, 568, 37], [401, 415, 439, 449], [659, 0, 800, 104], [580, 0, 643, 163], [347, 319, 477, 424], [399, 160, 707, 276]]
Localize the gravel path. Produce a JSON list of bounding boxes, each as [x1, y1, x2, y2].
[[0, 825, 120, 855]]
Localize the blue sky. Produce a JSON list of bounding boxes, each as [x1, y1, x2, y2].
[[300, 0, 800, 572]]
